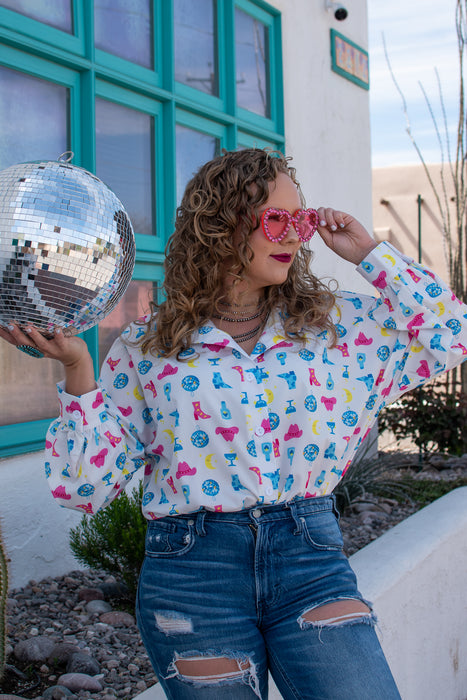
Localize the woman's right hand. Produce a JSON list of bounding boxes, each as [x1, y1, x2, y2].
[[0, 323, 97, 395]]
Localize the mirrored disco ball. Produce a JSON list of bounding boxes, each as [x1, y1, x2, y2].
[[0, 156, 136, 337]]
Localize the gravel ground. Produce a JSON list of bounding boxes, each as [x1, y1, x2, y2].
[[3, 450, 466, 700], [3, 570, 157, 699], [340, 449, 467, 554]]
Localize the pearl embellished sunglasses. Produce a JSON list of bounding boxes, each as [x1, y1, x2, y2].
[[260, 207, 320, 242]]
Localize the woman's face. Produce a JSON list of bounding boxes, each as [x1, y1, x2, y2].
[[235, 172, 303, 297]]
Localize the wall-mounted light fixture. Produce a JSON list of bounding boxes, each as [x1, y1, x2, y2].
[[325, 0, 348, 21]]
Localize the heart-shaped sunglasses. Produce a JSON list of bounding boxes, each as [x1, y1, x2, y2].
[[260, 207, 320, 243]]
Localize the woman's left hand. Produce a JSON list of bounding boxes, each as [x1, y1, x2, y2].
[[316, 207, 377, 265]]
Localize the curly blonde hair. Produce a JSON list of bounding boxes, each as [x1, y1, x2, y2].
[[138, 148, 336, 357]]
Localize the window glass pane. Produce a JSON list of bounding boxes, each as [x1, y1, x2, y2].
[[0, 67, 68, 170], [174, 0, 217, 96], [94, 0, 153, 69], [176, 125, 219, 204], [98, 280, 154, 362], [0, 67, 69, 426], [0, 346, 63, 426], [235, 8, 270, 117], [0, 0, 73, 33], [96, 98, 154, 236]]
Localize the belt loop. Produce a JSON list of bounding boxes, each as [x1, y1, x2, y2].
[[288, 501, 303, 535], [195, 510, 206, 536], [330, 493, 340, 521]]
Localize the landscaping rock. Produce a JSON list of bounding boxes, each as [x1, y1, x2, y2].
[[48, 642, 80, 665], [14, 635, 56, 663], [85, 599, 112, 614], [57, 673, 104, 693], [99, 611, 135, 627], [78, 587, 104, 602], [42, 686, 76, 698], [98, 581, 129, 600], [66, 651, 101, 675]]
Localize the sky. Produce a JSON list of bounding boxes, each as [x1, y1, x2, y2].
[[368, 0, 460, 168]]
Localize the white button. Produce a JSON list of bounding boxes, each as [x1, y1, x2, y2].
[[266, 488, 274, 496], [252, 509, 262, 518], [245, 374, 254, 382], [255, 426, 265, 437], [72, 410, 81, 419]]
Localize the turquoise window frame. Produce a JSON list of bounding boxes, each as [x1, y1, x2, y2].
[[174, 0, 224, 112], [237, 130, 281, 151], [95, 81, 166, 255], [234, 0, 283, 135], [0, 44, 81, 161], [0, 50, 81, 457], [0, 2, 85, 56], [0, 0, 284, 457], [94, 8, 161, 86]]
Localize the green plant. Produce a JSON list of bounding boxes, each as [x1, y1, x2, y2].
[[69, 482, 147, 598], [378, 381, 467, 456], [333, 436, 411, 514], [398, 476, 467, 506], [0, 521, 9, 681]]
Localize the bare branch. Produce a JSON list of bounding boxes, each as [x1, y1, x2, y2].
[[383, 34, 452, 265]]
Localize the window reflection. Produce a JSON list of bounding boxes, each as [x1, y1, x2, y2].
[[176, 125, 219, 203], [0, 0, 73, 33], [0, 67, 68, 170], [0, 344, 64, 426], [98, 280, 155, 363], [94, 0, 152, 69], [174, 0, 217, 96], [96, 98, 154, 236], [0, 67, 69, 426], [235, 8, 270, 117]]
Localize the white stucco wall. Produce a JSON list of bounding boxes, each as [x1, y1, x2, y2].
[[352, 487, 467, 700], [1, 0, 372, 589], [1, 452, 83, 589], [272, 0, 372, 291]]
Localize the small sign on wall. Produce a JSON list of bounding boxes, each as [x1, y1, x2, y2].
[[330, 29, 369, 90]]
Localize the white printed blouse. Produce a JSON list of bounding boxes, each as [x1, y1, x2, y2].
[[45, 242, 467, 518]]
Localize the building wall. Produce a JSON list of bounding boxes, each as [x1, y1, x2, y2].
[[276, 0, 372, 291], [372, 163, 456, 283], [0, 0, 372, 589]]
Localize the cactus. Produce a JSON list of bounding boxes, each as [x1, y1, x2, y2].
[[0, 521, 8, 681]]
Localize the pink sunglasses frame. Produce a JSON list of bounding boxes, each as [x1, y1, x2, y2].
[[260, 207, 320, 243]]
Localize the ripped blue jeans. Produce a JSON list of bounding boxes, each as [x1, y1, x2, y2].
[[136, 496, 401, 699]]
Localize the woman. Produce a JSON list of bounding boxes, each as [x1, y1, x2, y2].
[[2, 149, 466, 699]]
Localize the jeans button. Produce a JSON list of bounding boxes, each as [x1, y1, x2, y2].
[[252, 508, 262, 518]]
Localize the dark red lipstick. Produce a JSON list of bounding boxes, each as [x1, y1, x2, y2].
[[270, 253, 292, 263]]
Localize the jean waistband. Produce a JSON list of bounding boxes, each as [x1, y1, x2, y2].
[[166, 495, 338, 536]]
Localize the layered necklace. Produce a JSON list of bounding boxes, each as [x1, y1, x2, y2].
[[213, 300, 267, 343]]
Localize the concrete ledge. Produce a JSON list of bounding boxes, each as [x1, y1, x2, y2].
[[134, 488, 467, 699], [351, 486, 467, 700]]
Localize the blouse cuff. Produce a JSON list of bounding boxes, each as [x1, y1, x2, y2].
[[57, 380, 108, 431], [357, 241, 411, 287]]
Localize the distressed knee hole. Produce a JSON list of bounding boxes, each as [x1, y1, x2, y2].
[[174, 656, 250, 680], [300, 599, 372, 628], [167, 653, 262, 698]]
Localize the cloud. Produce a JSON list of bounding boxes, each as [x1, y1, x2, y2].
[[368, 0, 459, 166]]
